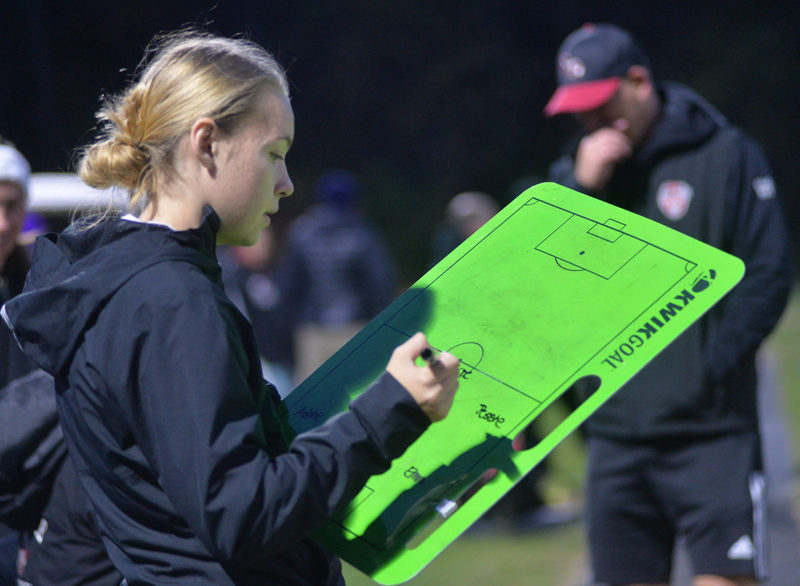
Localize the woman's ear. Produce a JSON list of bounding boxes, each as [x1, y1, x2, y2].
[[189, 118, 218, 172]]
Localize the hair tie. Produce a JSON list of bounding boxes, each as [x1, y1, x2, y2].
[[117, 134, 149, 159], [134, 142, 149, 158], [127, 139, 150, 159]]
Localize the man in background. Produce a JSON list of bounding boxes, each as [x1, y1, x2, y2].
[[546, 23, 792, 586], [0, 139, 35, 389], [0, 138, 37, 585]]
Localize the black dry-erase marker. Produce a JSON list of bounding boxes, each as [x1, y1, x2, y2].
[[420, 347, 440, 366]]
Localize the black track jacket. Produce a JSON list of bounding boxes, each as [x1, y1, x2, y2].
[[2, 209, 430, 584], [550, 83, 793, 440]]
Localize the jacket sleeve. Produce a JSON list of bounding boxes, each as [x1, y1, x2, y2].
[[128, 277, 430, 567], [705, 135, 793, 384]]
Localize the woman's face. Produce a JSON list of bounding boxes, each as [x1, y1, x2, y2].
[[211, 88, 294, 246]]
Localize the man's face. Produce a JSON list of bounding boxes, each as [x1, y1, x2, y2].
[[573, 75, 653, 148], [0, 181, 26, 269]]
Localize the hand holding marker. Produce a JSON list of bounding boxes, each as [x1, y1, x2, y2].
[[421, 347, 440, 367], [386, 333, 459, 422]]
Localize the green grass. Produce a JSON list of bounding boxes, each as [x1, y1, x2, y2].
[[763, 286, 800, 520], [342, 522, 587, 586], [765, 287, 800, 469], [342, 287, 800, 586]]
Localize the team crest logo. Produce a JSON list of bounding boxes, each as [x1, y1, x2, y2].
[[753, 175, 776, 200], [657, 180, 694, 221], [558, 52, 586, 81]]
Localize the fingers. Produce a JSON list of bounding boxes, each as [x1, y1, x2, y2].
[[612, 117, 629, 132], [574, 125, 633, 191], [586, 126, 632, 158], [428, 348, 457, 368], [426, 351, 460, 421], [386, 333, 461, 422]]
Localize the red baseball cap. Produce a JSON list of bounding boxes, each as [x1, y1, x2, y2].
[[544, 23, 650, 117]]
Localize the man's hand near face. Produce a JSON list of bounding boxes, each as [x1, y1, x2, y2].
[[573, 119, 632, 191]]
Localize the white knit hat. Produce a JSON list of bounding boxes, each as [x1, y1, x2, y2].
[[0, 143, 31, 197]]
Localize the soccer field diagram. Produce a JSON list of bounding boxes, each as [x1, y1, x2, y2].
[[284, 182, 744, 584]]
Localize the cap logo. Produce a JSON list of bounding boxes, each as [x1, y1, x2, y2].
[[558, 52, 586, 81], [657, 180, 694, 221], [753, 175, 776, 200]]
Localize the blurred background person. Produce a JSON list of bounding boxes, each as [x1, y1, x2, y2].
[[0, 137, 36, 586], [546, 23, 792, 586], [219, 227, 296, 397], [0, 138, 35, 388], [284, 169, 397, 383], [429, 190, 499, 266]]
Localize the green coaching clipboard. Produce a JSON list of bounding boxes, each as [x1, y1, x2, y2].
[[283, 182, 745, 584]]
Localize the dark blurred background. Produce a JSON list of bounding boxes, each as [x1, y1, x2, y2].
[[2, 0, 798, 284]]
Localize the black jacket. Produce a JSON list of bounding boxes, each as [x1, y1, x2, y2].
[[20, 455, 122, 586], [2, 210, 430, 584], [550, 83, 793, 439], [1, 245, 35, 389]]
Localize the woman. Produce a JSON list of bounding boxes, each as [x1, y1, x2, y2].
[[2, 31, 459, 585]]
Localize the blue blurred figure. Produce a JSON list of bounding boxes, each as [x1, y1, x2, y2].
[[284, 169, 397, 383], [219, 226, 296, 397]]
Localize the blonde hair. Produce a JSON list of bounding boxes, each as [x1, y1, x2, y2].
[[78, 30, 289, 211]]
